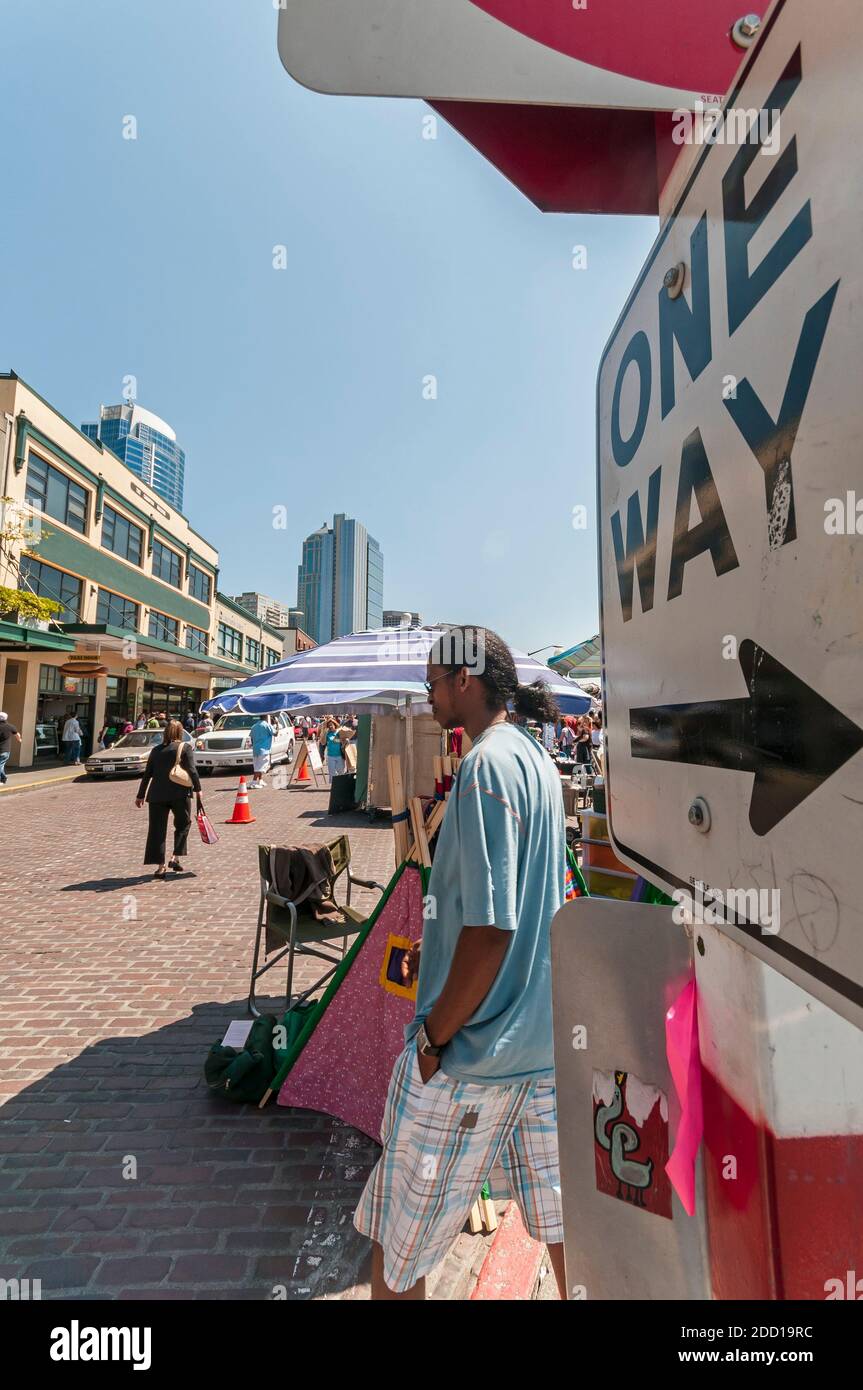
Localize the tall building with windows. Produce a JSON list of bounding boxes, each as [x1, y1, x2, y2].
[[0, 372, 281, 769], [81, 403, 185, 511], [296, 524, 335, 646], [383, 610, 422, 628], [296, 514, 383, 644], [229, 591, 294, 629]]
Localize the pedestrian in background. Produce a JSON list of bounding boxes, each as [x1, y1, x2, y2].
[[62, 712, 83, 765], [0, 712, 21, 785], [136, 712, 147, 730], [324, 717, 345, 781], [135, 720, 202, 879], [249, 714, 274, 789], [575, 717, 591, 765]]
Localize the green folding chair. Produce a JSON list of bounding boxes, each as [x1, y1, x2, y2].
[[248, 834, 385, 1017]]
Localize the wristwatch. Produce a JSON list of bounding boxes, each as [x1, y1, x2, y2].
[[416, 1023, 442, 1057]]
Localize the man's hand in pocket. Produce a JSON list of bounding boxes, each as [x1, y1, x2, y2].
[[416, 1043, 441, 1086]]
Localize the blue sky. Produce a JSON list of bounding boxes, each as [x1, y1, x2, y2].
[[2, 0, 657, 653]]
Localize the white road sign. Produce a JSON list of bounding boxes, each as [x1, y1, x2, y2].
[[597, 0, 863, 1027]]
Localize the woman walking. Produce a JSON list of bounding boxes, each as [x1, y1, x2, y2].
[[135, 720, 203, 879]]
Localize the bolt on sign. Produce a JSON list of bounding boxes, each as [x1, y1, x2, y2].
[[597, 0, 863, 1028]]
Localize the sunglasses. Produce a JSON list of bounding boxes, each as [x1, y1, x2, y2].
[[423, 671, 454, 695]]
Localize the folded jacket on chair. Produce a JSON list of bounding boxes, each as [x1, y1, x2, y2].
[[266, 845, 345, 953]]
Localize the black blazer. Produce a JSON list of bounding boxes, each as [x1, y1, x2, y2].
[[137, 740, 202, 802]]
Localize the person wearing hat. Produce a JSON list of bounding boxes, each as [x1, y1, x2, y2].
[[0, 712, 21, 785]]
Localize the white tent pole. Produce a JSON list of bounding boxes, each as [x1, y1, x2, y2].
[[405, 694, 414, 801]]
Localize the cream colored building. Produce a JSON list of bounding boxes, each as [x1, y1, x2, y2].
[[0, 374, 283, 767]]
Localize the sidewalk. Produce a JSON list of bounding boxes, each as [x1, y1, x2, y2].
[[1, 762, 81, 793], [0, 772, 549, 1299]]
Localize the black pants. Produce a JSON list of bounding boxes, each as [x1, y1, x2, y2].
[[145, 797, 193, 864]]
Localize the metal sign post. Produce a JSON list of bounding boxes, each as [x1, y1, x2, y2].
[[597, 0, 863, 1028]]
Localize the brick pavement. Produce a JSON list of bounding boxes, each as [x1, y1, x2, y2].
[[0, 770, 493, 1300]]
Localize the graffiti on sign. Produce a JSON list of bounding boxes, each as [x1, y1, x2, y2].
[[593, 1068, 672, 1219]]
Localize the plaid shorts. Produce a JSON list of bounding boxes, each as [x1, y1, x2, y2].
[[353, 1040, 563, 1293]]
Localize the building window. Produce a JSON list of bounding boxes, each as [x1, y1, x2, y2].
[[38, 664, 95, 695], [148, 611, 179, 645], [96, 589, 140, 631], [185, 625, 209, 655], [24, 453, 88, 534], [264, 647, 280, 667], [152, 540, 182, 589], [217, 621, 242, 661], [101, 504, 143, 566], [39, 664, 65, 693], [245, 637, 260, 667], [188, 563, 212, 604], [18, 556, 83, 623]]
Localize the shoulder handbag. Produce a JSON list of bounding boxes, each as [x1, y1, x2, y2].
[[169, 739, 193, 788]]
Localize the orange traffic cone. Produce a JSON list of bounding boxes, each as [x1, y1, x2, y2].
[[225, 775, 256, 824], [296, 755, 311, 783]]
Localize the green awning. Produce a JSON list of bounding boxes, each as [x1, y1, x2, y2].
[[59, 624, 255, 677], [0, 620, 77, 653]]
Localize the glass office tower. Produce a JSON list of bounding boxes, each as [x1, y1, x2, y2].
[[296, 525, 336, 646], [296, 514, 383, 643], [81, 403, 186, 511]]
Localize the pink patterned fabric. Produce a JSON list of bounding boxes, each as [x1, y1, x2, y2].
[[277, 865, 425, 1141]]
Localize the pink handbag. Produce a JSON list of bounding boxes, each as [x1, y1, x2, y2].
[[197, 809, 219, 845]]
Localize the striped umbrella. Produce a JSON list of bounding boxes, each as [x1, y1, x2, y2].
[[201, 627, 592, 717]]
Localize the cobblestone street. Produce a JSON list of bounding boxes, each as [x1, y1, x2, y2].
[[0, 770, 418, 1300]]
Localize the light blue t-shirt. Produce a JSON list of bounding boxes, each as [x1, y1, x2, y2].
[[408, 721, 565, 1085], [250, 720, 274, 754]]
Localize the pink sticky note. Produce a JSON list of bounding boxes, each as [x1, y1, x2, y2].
[[664, 975, 703, 1216]]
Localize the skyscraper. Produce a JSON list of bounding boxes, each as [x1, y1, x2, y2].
[[296, 514, 383, 644], [82, 403, 186, 511]]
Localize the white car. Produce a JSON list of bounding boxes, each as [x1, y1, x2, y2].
[[194, 713, 294, 774], [84, 729, 194, 779]]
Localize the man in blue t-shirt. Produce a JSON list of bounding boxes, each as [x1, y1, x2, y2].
[[249, 715, 274, 789], [354, 626, 567, 1300]]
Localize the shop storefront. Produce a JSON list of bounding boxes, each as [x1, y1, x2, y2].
[[35, 663, 97, 761], [141, 681, 206, 721]]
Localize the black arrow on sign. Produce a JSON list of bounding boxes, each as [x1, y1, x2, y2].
[[629, 640, 863, 836]]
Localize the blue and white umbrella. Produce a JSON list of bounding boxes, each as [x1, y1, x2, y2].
[[201, 627, 592, 717]]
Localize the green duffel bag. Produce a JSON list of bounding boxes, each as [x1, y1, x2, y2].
[[273, 1000, 317, 1068], [204, 1013, 278, 1103]]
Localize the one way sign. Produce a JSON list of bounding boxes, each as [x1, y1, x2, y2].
[[597, 0, 863, 1026]]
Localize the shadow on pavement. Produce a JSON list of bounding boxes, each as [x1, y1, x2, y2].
[[0, 999, 378, 1301], [61, 875, 198, 893]]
